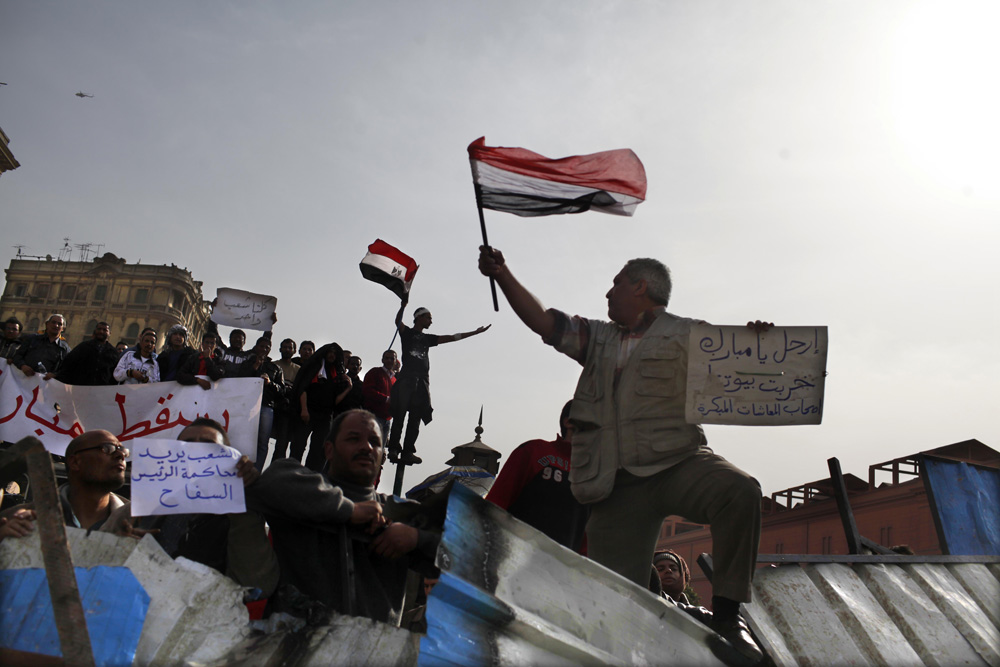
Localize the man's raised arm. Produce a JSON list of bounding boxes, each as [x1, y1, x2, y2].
[[394, 296, 408, 332], [478, 246, 556, 341]]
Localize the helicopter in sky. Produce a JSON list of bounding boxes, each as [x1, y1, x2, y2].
[[75, 91, 94, 98]]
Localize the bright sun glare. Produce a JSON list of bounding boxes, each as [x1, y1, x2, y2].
[[889, 1, 1000, 202]]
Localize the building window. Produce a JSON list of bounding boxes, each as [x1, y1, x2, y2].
[[61, 285, 76, 300], [14, 284, 27, 297], [821, 536, 833, 555], [34, 284, 50, 298], [134, 288, 148, 305], [125, 323, 140, 342], [94, 285, 108, 301], [880, 526, 893, 547], [28, 318, 40, 333], [774, 542, 784, 554]]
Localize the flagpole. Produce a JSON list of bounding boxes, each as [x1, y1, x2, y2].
[[472, 182, 500, 312]]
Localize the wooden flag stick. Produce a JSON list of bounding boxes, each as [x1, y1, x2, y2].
[[471, 182, 500, 312]]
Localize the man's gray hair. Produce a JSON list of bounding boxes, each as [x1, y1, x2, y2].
[[46, 313, 66, 325], [622, 259, 672, 306]]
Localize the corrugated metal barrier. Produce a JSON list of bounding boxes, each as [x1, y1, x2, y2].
[[744, 559, 1000, 666], [418, 484, 731, 666]]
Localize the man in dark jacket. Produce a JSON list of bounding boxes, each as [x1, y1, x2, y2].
[[158, 324, 197, 382], [0, 317, 23, 361], [247, 409, 439, 625], [177, 332, 226, 389], [12, 313, 71, 379], [56, 321, 119, 386], [238, 336, 285, 470]]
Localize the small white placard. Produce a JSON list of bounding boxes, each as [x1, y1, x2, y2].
[[212, 288, 277, 331], [130, 438, 246, 516]]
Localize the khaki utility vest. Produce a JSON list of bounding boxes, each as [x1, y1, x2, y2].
[[568, 311, 708, 504]]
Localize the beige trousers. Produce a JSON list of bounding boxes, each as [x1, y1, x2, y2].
[[585, 452, 761, 603]]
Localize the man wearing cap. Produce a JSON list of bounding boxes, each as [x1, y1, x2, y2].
[[654, 550, 692, 603], [387, 296, 491, 465]]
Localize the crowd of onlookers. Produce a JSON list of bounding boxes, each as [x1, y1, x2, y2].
[[0, 313, 402, 472]]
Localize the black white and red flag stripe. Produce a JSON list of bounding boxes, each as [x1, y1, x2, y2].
[[359, 239, 419, 299], [468, 137, 647, 217]]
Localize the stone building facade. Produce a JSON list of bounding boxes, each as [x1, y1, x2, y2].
[[0, 126, 20, 178], [0, 252, 211, 349]]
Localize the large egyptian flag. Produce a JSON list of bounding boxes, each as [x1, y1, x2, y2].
[[359, 239, 419, 299], [468, 137, 647, 217]]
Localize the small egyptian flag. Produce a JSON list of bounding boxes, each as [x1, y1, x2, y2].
[[468, 137, 646, 217], [360, 239, 419, 300]]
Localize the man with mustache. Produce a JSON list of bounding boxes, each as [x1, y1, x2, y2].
[[12, 313, 70, 380], [0, 430, 129, 533], [479, 246, 764, 663], [247, 409, 439, 624]]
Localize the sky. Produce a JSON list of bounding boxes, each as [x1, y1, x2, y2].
[[2, 1, 997, 497]]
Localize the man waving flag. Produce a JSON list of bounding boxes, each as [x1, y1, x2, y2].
[[468, 137, 647, 217]]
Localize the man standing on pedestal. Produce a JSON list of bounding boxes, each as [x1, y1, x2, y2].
[[387, 296, 490, 466]]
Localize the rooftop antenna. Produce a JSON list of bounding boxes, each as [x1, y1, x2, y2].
[[13, 245, 25, 258], [58, 238, 72, 262], [74, 243, 94, 262]]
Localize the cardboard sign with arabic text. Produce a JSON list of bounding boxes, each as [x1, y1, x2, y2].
[[212, 288, 277, 331], [130, 438, 246, 515], [685, 325, 828, 426]]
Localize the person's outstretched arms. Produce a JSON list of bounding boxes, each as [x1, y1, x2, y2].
[[436, 324, 491, 345]]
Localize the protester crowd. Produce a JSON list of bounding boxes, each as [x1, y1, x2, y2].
[[0, 241, 770, 667], [0, 312, 450, 631], [0, 313, 401, 473]]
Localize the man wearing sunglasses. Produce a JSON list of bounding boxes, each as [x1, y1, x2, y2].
[[0, 430, 129, 533]]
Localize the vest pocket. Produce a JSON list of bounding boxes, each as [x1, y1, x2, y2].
[[635, 339, 684, 397], [635, 363, 682, 398], [568, 430, 601, 483]]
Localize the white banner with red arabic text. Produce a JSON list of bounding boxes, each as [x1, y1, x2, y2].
[[0, 359, 261, 458]]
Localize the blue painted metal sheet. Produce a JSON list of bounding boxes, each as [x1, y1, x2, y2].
[[0, 565, 149, 665], [922, 456, 1000, 555], [418, 484, 728, 666]]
